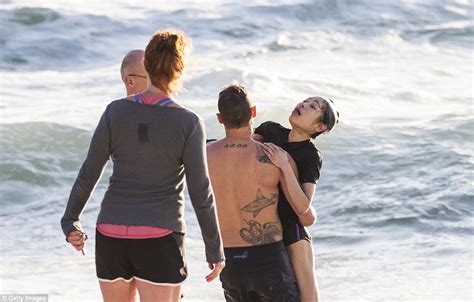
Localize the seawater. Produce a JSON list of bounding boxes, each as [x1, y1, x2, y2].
[[0, 1, 472, 301]]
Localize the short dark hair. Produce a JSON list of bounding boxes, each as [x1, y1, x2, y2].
[[218, 84, 252, 129], [311, 98, 339, 138]]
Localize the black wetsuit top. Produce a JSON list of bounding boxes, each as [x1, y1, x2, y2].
[[255, 121, 322, 244]]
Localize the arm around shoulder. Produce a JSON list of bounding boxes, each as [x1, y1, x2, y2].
[[277, 153, 313, 215]]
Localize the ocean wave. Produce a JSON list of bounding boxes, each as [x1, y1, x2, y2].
[[266, 30, 348, 52], [314, 233, 371, 245], [369, 216, 425, 228], [6, 7, 60, 25], [401, 21, 474, 48], [423, 114, 474, 141], [419, 201, 472, 221], [250, 0, 347, 23], [1, 0, 471, 72], [312, 113, 473, 239], [0, 7, 134, 71], [185, 67, 250, 98], [214, 22, 262, 39], [320, 183, 470, 229], [248, 0, 472, 50], [0, 122, 91, 188]]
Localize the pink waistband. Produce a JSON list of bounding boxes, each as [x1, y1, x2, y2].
[[96, 224, 173, 239]]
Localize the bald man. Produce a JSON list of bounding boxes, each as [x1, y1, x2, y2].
[[120, 49, 147, 96]]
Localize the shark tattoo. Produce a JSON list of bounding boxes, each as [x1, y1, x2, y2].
[[240, 189, 278, 217]]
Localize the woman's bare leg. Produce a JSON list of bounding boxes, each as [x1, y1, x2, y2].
[[287, 240, 320, 302], [135, 279, 182, 302], [99, 279, 138, 302]]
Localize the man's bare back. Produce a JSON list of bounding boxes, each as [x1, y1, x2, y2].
[[209, 83, 300, 301], [207, 138, 283, 247]]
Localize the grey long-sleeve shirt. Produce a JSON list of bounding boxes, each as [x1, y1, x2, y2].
[[61, 98, 224, 263]]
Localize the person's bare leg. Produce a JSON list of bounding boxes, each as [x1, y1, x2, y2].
[[287, 240, 320, 302], [135, 279, 182, 302], [99, 279, 138, 302]]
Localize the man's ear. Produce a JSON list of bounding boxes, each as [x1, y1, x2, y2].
[[217, 113, 224, 124], [126, 76, 134, 87], [251, 106, 256, 118]]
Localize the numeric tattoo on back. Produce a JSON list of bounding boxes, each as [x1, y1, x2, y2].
[[239, 219, 282, 245], [224, 143, 248, 148], [256, 144, 271, 164]]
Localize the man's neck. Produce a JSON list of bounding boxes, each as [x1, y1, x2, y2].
[[224, 125, 253, 141]]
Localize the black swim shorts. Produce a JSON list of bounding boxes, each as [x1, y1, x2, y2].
[[95, 229, 187, 285], [220, 241, 300, 302], [282, 221, 312, 247]]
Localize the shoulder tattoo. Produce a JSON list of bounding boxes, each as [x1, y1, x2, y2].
[[256, 144, 271, 164]]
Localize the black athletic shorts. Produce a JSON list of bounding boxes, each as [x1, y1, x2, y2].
[[95, 229, 187, 285], [220, 241, 300, 302], [282, 221, 312, 246]]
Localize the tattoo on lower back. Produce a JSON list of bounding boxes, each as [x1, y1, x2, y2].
[[256, 144, 271, 164], [239, 219, 282, 245], [240, 189, 278, 217], [224, 143, 248, 148]]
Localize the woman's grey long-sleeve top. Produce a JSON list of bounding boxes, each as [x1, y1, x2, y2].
[[61, 99, 224, 263]]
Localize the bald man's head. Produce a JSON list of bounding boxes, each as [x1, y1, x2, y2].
[[121, 49, 147, 95]]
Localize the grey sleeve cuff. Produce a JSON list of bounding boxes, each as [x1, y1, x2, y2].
[[61, 219, 83, 238]]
